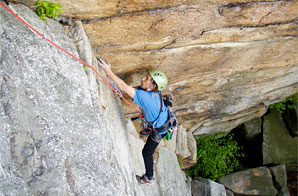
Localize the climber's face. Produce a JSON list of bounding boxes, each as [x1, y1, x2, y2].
[[141, 73, 155, 91]]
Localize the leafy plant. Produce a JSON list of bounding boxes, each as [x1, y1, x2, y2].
[[35, 0, 63, 21], [177, 156, 183, 168], [187, 133, 244, 181], [269, 93, 298, 113]]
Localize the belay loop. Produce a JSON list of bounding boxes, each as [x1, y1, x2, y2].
[[140, 117, 154, 135]]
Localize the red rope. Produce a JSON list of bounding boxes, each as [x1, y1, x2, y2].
[[0, 1, 142, 116]]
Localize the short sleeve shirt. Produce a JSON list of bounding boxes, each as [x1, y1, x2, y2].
[[133, 87, 168, 128]]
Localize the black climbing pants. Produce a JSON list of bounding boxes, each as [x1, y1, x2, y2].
[[142, 134, 165, 179]]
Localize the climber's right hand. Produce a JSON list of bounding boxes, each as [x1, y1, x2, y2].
[[97, 58, 110, 70]]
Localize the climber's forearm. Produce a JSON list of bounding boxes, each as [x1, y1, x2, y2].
[[98, 58, 135, 98], [104, 68, 135, 98]]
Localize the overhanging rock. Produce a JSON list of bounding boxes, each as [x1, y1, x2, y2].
[[0, 4, 190, 196]]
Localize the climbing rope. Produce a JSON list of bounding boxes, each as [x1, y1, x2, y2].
[[0, 1, 142, 117]]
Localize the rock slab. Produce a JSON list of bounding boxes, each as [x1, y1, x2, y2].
[[192, 177, 227, 196], [263, 109, 298, 168], [219, 167, 277, 195], [0, 4, 191, 196]]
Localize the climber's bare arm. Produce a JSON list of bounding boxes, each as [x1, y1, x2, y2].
[[98, 59, 135, 98]]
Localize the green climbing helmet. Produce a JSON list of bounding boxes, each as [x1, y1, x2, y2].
[[149, 69, 168, 91]]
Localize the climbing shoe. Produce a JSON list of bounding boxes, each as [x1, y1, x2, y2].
[[136, 174, 155, 185]]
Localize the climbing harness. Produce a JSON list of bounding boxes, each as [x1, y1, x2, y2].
[[139, 91, 178, 142], [0, 1, 142, 117], [139, 92, 162, 135]]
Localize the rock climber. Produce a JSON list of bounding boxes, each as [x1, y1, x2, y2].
[[98, 58, 171, 185]]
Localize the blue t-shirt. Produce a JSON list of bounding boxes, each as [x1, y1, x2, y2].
[[133, 88, 168, 128]]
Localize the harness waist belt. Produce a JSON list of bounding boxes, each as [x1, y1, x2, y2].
[[155, 126, 166, 131], [155, 121, 170, 132], [155, 110, 171, 132]]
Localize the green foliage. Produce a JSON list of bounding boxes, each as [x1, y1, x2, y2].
[[177, 157, 183, 168], [187, 133, 244, 181], [35, 0, 63, 21], [269, 93, 298, 113]]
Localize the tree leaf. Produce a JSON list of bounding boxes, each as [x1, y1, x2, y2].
[[36, 6, 43, 16], [42, 1, 49, 7], [35, 0, 42, 6]]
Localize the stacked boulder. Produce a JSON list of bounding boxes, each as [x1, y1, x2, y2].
[[191, 102, 297, 195]]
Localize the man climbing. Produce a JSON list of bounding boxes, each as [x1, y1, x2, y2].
[[98, 59, 170, 185]]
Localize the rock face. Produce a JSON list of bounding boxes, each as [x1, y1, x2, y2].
[[281, 93, 298, 136], [156, 147, 191, 196], [0, 4, 190, 196], [83, 0, 298, 136], [262, 109, 298, 168], [219, 167, 278, 195], [1, 1, 298, 195], [244, 118, 262, 140], [0, 4, 133, 196], [269, 164, 290, 196], [10, 0, 298, 136], [176, 125, 191, 158], [192, 177, 227, 196], [219, 165, 292, 196]]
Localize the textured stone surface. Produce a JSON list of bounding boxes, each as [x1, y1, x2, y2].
[[270, 164, 290, 196], [162, 127, 177, 154], [176, 125, 191, 158], [226, 189, 234, 196], [9, 0, 298, 136], [219, 167, 277, 195], [1, 1, 298, 195], [0, 4, 134, 196], [192, 177, 227, 196], [0, 4, 190, 196], [282, 93, 298, 136], [12, 0, 294, 20], [244, 117, 262, 140], [156, 147, 191, 196], [82, 0, 298, 135], [263, 109, 298, 167], [182, 129, 197, 169]]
